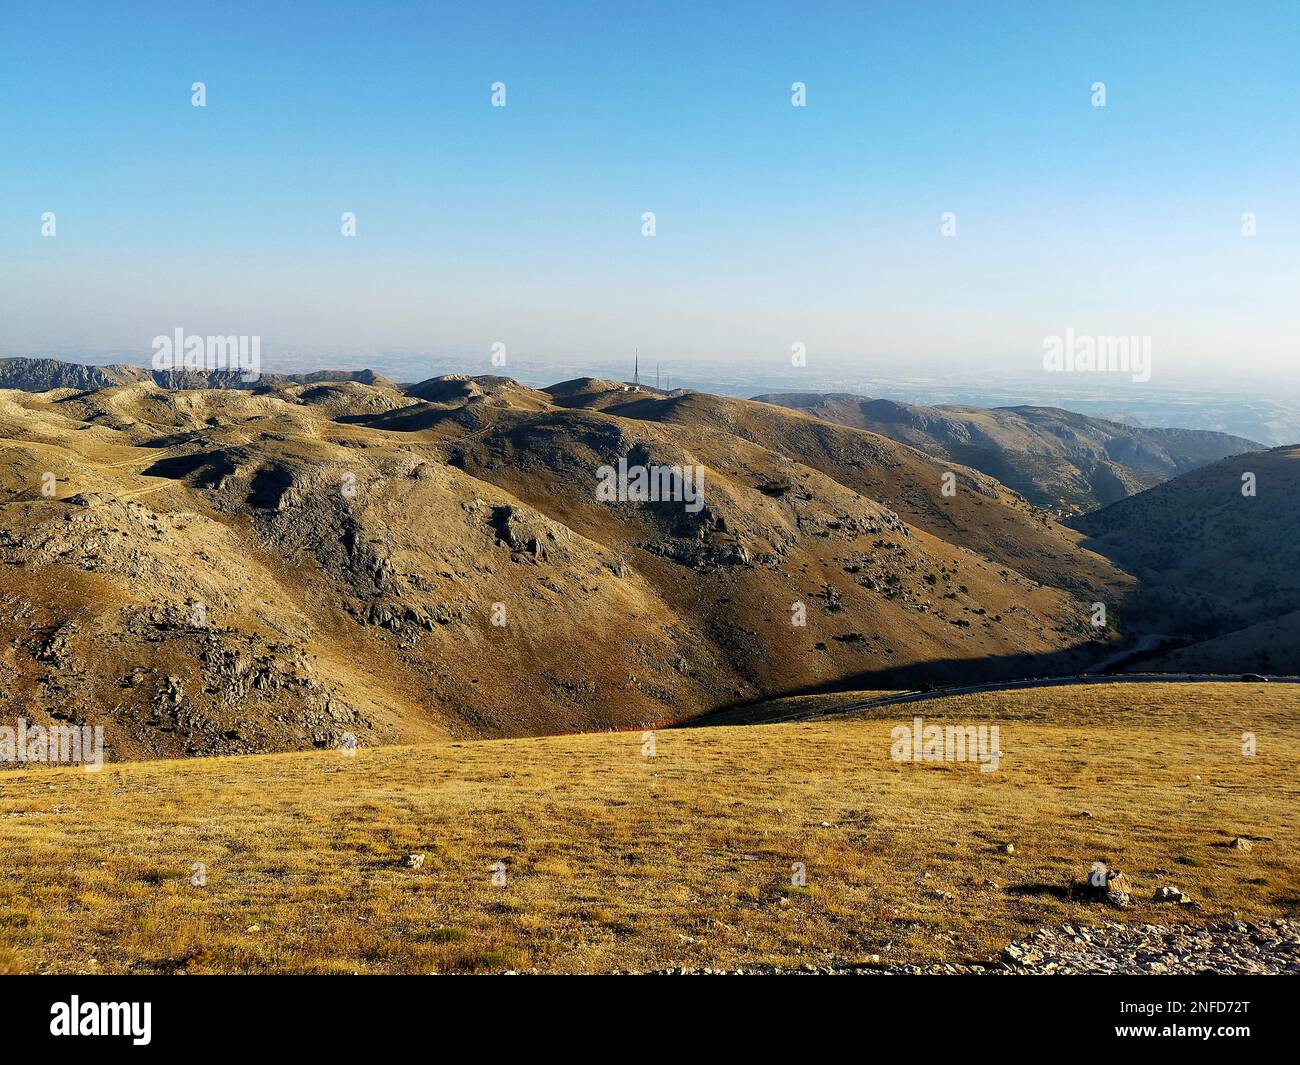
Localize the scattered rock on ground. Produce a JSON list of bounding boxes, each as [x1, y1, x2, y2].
[[615, 919, 1300, 975]]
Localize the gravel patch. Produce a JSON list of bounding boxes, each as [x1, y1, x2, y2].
[[615, 918, 1300, 975]]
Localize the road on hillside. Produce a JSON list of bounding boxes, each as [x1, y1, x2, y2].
[[710, 672, 1300, 727]]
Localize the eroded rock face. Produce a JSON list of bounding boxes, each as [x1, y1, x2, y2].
[[490, 504, 571, 563]]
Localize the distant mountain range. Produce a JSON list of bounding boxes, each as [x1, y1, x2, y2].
[[0, 357, 394, 392], [752, 392, 1261, 513]]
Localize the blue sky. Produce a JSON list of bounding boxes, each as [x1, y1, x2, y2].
[[2, 0, 1297, 382]]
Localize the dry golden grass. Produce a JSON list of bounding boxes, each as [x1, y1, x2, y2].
[[0, 682, 1295, 973]]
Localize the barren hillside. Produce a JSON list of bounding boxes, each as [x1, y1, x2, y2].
[[754, 392, 1260, 513], [1071, 446, 1300, 673], [0, 370, 1131, 759]]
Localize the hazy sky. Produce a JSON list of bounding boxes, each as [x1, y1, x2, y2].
[[2, 1, 1297, 384]]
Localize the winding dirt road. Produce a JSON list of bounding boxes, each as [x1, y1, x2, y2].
[[700, 672, 1300, 727]]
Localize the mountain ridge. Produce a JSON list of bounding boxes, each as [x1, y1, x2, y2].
[[0, 364, 1132, 761], [752, 391, 1262, 513]]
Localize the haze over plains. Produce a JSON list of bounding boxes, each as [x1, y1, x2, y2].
[[3, 1, 1298, 388]]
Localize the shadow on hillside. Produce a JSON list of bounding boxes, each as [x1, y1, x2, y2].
[[677, 643, 1124, 727]]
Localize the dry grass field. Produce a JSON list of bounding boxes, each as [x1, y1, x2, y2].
[[0, 682, 1295, 974]]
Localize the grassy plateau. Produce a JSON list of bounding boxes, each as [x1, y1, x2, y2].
[[0, 682, 1295, 973]]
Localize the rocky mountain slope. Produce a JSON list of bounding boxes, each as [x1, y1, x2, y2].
[[753, 393, 1260, 513], [0, 365, 1131, 760]]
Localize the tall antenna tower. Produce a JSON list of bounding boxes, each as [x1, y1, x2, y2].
[[634, 348, 639, 386]]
